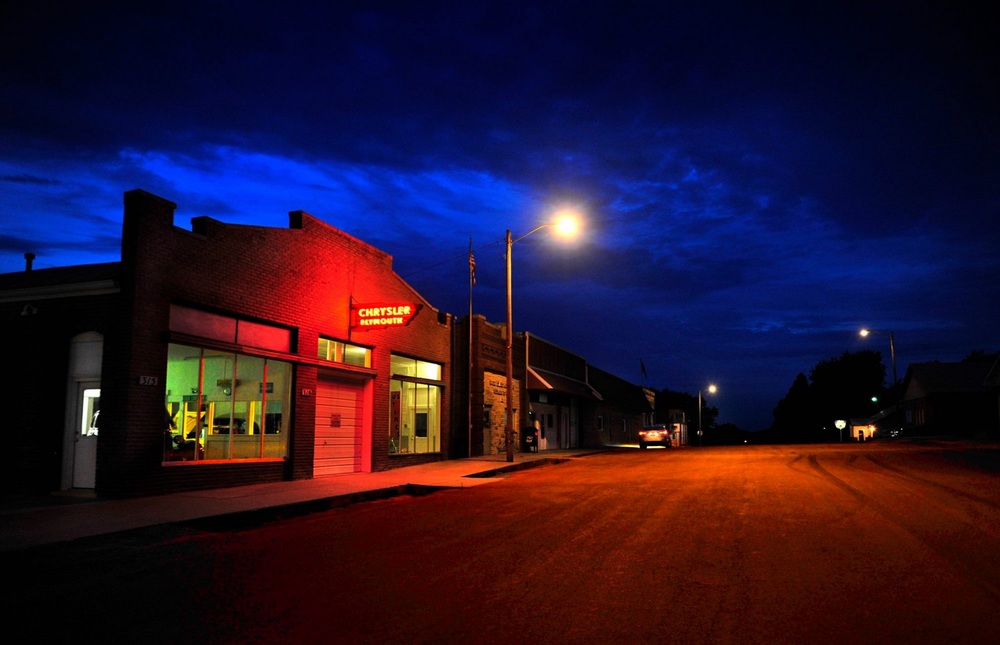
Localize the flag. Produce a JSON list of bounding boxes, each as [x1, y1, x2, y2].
[[468, 240, 476, 286], [641, 359, 648, 380]]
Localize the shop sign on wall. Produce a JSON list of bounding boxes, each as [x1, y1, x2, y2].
[[351, 302, 420, 330]]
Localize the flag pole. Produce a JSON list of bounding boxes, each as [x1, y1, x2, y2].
[[468, 238, 475, 458]]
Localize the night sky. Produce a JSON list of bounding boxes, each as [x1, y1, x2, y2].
[[3, 1, 998, 430]]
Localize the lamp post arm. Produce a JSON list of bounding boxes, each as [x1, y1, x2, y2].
[[502, 215, 578, 462], [511, 222, 552, 245], [504, 225, 545, 464]]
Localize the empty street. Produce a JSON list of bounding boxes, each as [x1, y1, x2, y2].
[[6, 442, 1000, 644]]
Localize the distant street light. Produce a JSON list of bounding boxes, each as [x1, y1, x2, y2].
[[697, 384, 717, 447], [859, 328, 897, 388], [504, 210, 581, 462], [860, 328, 901, 434]]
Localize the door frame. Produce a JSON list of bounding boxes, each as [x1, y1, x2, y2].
[[60, 332, 103, 491], [70, 383, 101, 489]]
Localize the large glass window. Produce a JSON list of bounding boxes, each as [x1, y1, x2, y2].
[[318, 337, 372, 368], [164, 344, 291, 462], [389, 355, 443, 454]]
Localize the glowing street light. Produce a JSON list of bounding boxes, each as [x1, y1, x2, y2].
[[860, 327, 901, 435], [504, 209, 581, 462], [859, 328, 898, 388], [697, 384, 717, 447]]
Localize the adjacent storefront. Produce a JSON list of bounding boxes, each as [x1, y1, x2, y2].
[[452, 316, 602, 456]]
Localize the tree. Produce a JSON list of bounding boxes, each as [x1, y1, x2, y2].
[[771, 373, 814, 443], [963, 349, 1000, 362], [810, 350, 885, 437], [769, 350, 886, 443]]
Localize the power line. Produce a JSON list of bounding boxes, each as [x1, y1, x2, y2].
[[400, 238, 503, 280]]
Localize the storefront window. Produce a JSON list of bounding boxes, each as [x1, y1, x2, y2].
[[318, 337, 372, 368], [164, 344, 291, 462], [389, 355, 443, 454], [390, 355, 441, 380]]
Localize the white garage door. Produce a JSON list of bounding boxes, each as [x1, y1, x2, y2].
[[314, 377, 363, 476]]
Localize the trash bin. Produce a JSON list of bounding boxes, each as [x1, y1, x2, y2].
[[521, 427, 539, 453]]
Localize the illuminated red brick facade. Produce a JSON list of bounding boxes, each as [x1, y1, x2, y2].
[[3, 190, 452, 497]]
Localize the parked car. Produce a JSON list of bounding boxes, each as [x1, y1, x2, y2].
[[638, 424, 671, 449]]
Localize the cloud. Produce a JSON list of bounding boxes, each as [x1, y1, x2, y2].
[[2, 0, 998, 430]]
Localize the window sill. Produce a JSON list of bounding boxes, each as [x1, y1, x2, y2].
[[162, 457, 287, 466]]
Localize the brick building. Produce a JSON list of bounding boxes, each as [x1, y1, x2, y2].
[[451, 315, 609, 456], [1, 190, 452, 497], [451, 314, 524, 457]]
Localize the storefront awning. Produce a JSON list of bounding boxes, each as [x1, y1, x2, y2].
[[527, 367, 603, 400]]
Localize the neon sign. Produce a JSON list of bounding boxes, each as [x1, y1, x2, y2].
[[351, 302, 420, 330]]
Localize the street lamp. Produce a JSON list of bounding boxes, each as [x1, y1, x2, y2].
[[504, 211, 580, 462], [859, 328, 897, 388], [860, 328, 900, 433], [697, 384, 717, 447]]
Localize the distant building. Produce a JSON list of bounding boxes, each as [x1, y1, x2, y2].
[[582, 366, 654, 446], [850, 419, 877, 441], [901, 360, 1000, 438], [524, 332, 604, 450], [664, 409, 691, 446]]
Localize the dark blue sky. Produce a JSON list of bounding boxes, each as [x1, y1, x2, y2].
[[3, 1, 998, 430]]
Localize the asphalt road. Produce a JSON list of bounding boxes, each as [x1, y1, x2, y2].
[[6, 443, 1000, 644]]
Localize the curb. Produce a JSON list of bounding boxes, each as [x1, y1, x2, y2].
[[182, 457, 571, 532]]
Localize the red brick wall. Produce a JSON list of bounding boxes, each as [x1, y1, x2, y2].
[[98, 189, 452, 496]]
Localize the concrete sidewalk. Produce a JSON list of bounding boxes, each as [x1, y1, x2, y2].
[[0, 450, 599, 552]]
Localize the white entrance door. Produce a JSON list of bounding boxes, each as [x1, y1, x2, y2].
[[534, 403, 556, 450], [314, 377, 363, 476], [72, 385, 101, 488]]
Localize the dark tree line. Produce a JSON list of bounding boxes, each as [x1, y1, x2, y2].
[[653, 352, 887, 446], [767, 349, 1000, 443], [768, 349, 889, 443], [654, 349, 997, 446]]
